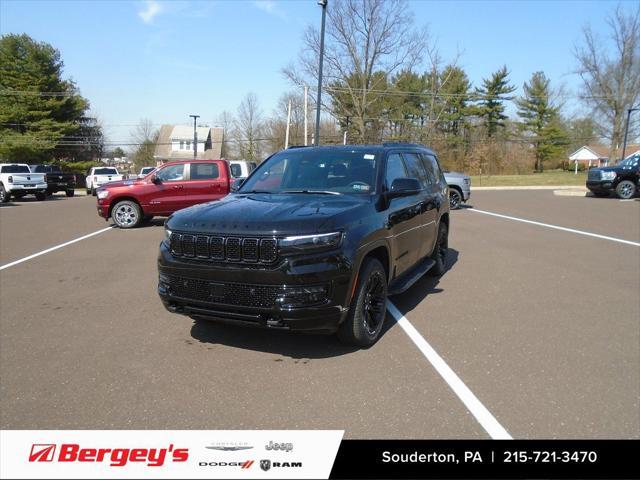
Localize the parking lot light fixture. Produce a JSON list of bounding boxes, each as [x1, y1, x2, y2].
[[315, 0, 328, 147], [189, 114, 200, 159]]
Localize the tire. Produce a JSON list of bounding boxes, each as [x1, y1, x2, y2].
[[86, 186, 91, 194], [427, 221, 449, 277], [35, 191, 47, 201], [65, 189, 75, 197], [91, 187, 97, 196], [615, 180, 636, 200], [112, 200, 142, 228], [0, 184, 9, 203], [449, 188, 462, 209], [337, 257, 387, 348]]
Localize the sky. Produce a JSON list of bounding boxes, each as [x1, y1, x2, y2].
[[0, 0, 635, 148]]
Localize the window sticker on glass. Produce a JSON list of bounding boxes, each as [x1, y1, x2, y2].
[[363, 154, 375, 160]]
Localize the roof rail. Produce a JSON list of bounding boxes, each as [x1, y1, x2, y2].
[[287, 145, 313, 149]]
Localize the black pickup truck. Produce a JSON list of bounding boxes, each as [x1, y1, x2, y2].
[[28, 165, 76, 197], [586, 153, 640, 199]]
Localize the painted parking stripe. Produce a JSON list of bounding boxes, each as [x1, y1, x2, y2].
[[386, 301, 513, 440], [469, 208, 640, 247], [0, 227, 114, 271]]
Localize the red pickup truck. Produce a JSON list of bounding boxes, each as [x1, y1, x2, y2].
[[96, 160, 231, 228]]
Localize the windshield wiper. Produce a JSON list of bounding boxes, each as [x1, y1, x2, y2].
[[283, 190, 342, 195]]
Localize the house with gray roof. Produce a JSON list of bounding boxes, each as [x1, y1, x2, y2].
[[154, 124, 224, 164]]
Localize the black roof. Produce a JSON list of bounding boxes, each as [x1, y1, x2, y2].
[[287, 142, 435, 154]]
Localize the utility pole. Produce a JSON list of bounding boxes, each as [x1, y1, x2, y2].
[[621, 108, 639, 162], [343, 116, 350, 145], [189, 114, 200, 159], [304, 85, 308, 146], [284, 100, 292, 149], [315, 0, 328, 146]]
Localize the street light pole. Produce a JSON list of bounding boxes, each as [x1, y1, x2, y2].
[[189, 114, 200, 159], [621, 107, 638, 162], [315, 0, 327, 147]]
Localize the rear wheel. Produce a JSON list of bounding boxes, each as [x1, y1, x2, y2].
[[0, 185, 9, 203], [91, 187, 97, 196], [35, 191, 46, 201], [112, 200, 142, 228], [337, 258, 387, 348], [428, 221, 449, 277], [615, 180, 636, 199], [449, 188, 462, 209], [65, 189, 75, 197]]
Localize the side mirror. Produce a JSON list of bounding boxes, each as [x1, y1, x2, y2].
[[151, 174, 161, 184], [387, 178, 421, 199], [230, 178, 245, 192]]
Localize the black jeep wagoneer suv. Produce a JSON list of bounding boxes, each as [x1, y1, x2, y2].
[[158, 143, 450, 347]]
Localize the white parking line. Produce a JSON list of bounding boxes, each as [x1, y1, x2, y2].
[[386, 301, 513, 440], [0, 227, 114, 271], [469, 208, 640, 247]]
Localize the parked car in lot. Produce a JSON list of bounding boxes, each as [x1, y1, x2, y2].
[[228, 160, 257, 179], [0, 163, 48, 202], [443, 171, 471, 209], [85, 167, 125, 196], [586, 153, 640, 199], [96, 159, 231, 228], [28, 164, 76, 197], [138, 166, 156, 179], [159, 143, 450, 347]]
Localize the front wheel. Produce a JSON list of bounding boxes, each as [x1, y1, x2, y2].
[[337, 258, 387, 348], [428, 221, 449, 277], [615, 180, 636, 199], [66, 189, 75, 197], [449, 188, 462, 209], [35, 192, 47, 201], [112, 200, 142, 228]]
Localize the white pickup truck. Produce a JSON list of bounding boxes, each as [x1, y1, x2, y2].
[[85, 167, 125, 196], [0, 163, 48, 202]]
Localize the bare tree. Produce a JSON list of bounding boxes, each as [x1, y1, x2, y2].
[[130, 118, 158, 169], [284, 0, 427, 143], [215, 110, 235, 159], [575, 5, 640, 162], [233, 93, 264, 162]]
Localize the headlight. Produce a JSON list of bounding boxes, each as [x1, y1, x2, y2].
[[601, 171, 617, 180], [97, 190, 109, 199], [464, 178, 471, 185], [164, 228, 172, 243], [279, 232, 342, 252]]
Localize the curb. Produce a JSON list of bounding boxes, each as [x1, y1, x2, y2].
[[473, 186, 587, 191]]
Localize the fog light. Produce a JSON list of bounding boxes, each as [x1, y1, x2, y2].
[[276, 285, 328, 308]]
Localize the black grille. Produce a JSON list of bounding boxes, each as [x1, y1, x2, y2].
[[170, 233, 278, 264], [167, 275, 280, 308], [587, 170, 601, 181]]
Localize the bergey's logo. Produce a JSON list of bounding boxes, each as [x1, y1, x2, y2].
[[29, 445, 56, 462]]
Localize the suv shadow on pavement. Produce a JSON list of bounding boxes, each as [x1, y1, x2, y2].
[[189, 248, 459, 359]]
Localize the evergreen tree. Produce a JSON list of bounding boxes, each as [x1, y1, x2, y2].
[[474, 66, 516, 137], [0, 34, 95, 162], [438, 65, 472, 142], [516, 71, 568, 172]]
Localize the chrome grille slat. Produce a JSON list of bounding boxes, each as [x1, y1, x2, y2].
[[172, 233, 278, 264]]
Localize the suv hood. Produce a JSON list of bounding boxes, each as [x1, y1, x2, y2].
[[99, 179, 141, 189], [444, 171, 468, 179], [167, 193, 373, 236]]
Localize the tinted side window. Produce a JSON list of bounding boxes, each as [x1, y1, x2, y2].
[[229, 164, 242, 178], [385, 153, 408, 190], [421, 153, 443, 185], [402, 152, 429, 188], [156, 164, 185, 182], [190, 163, 219, 180]]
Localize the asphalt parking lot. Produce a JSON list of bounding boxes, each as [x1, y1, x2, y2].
[[1, 191, 638, 439]]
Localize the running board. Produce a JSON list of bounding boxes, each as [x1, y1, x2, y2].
[[388, 257, 436, 296]]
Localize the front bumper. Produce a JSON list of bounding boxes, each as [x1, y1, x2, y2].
[[157, 241, 354, 333], [586, 180, 613, 193]]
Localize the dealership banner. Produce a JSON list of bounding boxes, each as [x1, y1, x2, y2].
[[0, 430, 343, 479]]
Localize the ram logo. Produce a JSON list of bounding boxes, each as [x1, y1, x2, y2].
[[260, 459, 271, 471]]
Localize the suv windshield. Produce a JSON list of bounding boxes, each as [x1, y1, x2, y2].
[[618, 155, 639, 168], [94, 168, 118, 175], [239, 149, 378, 194], [1, 165, 30, 173]]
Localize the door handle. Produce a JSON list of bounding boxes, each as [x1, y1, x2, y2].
[[173, 185, 183, 189]]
